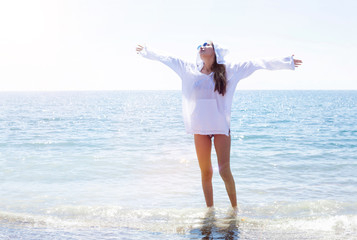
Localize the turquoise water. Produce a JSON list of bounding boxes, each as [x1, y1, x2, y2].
[[0, 90, 356, 239]]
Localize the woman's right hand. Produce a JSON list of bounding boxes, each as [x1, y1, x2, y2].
[[136, 44, 144, 54]]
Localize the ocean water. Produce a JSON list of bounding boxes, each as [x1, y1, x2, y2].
[[0, 90, 356, 239]]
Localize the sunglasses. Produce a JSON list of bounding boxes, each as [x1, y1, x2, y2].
[[197, 42, 209, 50]]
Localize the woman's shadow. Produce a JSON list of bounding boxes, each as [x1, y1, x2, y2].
[[190, 208, 240, 239]]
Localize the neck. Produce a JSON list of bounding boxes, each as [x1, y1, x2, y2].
[[202, 58, 215, 73]]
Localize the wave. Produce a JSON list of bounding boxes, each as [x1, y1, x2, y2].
[[1, 202, 356, 239]]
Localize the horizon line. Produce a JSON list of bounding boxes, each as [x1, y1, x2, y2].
[[0, 89, 356, 92]]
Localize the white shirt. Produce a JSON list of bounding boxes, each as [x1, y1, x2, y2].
[[139, 46, 295, 136]]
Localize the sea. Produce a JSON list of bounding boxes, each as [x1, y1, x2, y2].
[[0, 90, 356, 240]]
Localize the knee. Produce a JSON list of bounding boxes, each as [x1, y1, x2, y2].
[[219, 166, 232, 182], [201, 168, 213, 181]]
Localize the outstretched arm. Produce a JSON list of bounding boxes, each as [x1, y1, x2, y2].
[[136, 44, 188, 79], [231, 55, 302, 81]]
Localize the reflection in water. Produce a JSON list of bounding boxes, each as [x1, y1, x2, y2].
[[190, 208, 240, 239]]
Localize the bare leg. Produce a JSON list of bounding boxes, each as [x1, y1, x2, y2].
[[194, 134, 214, 207], [213, 134, 237, 208]]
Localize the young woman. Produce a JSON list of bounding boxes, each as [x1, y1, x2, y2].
[[136, 41, 302, 209]]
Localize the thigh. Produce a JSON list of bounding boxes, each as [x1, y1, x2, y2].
[[194, 134, 212, 170], [213, 134, 231, 170]]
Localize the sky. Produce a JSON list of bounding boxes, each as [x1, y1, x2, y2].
[[0, 0, 356, 91]]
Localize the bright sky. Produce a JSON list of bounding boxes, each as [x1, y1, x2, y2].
[[0, 0, 356, 91]]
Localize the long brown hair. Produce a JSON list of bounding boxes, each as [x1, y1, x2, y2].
[[211, 52, 227, 96]]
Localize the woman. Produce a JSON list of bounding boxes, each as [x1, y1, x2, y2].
[[136, 41, 302, 209]]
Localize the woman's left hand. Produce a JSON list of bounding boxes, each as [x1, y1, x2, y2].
[[292, 54, 303, 68]]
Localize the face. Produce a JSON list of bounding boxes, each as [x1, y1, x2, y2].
[[197, 41, 215, 59]]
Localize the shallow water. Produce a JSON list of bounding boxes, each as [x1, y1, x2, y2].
[[0, 90, 356, 239]]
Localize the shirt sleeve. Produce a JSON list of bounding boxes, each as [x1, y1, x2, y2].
[[230, 55, 295, 82], [138, 46, 188, 79]]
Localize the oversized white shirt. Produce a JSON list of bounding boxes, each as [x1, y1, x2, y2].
[[139, 46, 295, 136]]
